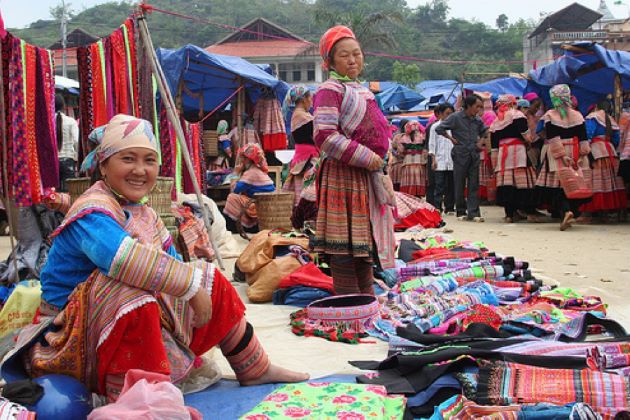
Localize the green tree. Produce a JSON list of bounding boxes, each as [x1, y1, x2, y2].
[[496, 14, 508, 32], [392, 61, 420, 87]]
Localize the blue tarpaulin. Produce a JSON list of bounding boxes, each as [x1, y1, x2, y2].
[[465, 77, 527, 97], [376, 84, 425, 112], [527, 43, 630, 114], [157, 45, 289, 115]]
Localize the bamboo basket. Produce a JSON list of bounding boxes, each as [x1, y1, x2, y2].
[[203, 130, 219, 157], [159, 214, 176, 229], [254, 191, 294, 230], [66, 177, 92, 203], [147, 177, 174, 215]]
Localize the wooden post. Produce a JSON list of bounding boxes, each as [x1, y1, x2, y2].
[[237, 80, 244, 148], [0, 39, 20, 283], [137, 14, 225, 270], [615, 73, 622, 122]]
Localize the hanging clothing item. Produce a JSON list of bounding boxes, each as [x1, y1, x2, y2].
[[253, 97, 287, 152]]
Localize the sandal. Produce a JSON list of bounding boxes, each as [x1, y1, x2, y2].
[[560, 211, 575, 231]]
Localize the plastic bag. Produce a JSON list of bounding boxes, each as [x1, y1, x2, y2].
[[88, 369, 201, 420]]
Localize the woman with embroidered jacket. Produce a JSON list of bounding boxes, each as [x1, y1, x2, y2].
[[5, 115, 307, 403], [534, 85, 592, 231], [313, 26, 395, 295], [578, 101, 627, 222], [398, 120, 428, 197], [282, 85, 319, 206], [223, 143, 275, 232], [489, 95, 540, 223]]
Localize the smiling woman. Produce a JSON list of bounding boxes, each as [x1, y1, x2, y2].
[[3, 113, 308, 403]]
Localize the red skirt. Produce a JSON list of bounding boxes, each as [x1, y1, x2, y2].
[[580, 157, 627, 212]]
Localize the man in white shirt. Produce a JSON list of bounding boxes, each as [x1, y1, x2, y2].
[[55, 95, 79, 192], [428, 103, 455, 213]]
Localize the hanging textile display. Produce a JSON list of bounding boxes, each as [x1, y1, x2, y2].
[[253, 96, 287, 152], [76, 17, 149, 163], [1, 32, 56, 206]]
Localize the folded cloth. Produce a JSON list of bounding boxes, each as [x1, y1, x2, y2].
[[272, 286, 332, 307], [277, 262, 334, 293]]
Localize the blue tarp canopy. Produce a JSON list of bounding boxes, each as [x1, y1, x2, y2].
[[376, 84, 425, 112], [465, 77, 527, 97], [527, 43, 630, 114], [157, 45, 289, 115]]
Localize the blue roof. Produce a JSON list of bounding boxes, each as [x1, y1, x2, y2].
[[156, 44, 289, 115], [527, 43, 630, 113]]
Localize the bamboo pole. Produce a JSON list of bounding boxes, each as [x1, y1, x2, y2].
[[137, 13, 225, 270], [237, 79, 244, 148], [614, 73, 622, 122], [0, 39, 20, 283]]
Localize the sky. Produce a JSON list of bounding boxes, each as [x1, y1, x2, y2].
[[1, 0, 629, 29]]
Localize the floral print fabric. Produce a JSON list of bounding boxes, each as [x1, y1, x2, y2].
[[240, 382, 406, 420]]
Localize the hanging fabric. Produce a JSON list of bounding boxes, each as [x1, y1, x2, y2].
[[253, 97, 287, 152], [0, 32, 56, 206]]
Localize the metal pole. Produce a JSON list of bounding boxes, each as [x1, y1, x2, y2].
[[0, 40, 20, 283], [137, 14, 225, 270], [61, 0, 67, 78], [237, 80, 244, 148]]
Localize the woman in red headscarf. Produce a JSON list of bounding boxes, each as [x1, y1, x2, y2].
[[489, 95, 539, 223], [398, 120, 428, 197], [312, 26, 395, 295]]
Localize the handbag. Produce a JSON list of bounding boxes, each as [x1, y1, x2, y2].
[[558, 164, 593, 200], [370, 171, 396, 207]]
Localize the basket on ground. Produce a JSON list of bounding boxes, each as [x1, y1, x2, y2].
[[255, 191, 294, 230], [66, 177, 92, 203]]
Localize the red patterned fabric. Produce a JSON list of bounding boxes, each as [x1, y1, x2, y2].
[[35, 48, 59, 190], [24, 44, 42, 204], [91, 43, 108, 127], [96, 302, 169, 394], [110, 29, 129, 116], [278, 262, 335, 293]]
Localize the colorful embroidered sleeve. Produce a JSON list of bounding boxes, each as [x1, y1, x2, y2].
[[313, 88, 380, 169], [108, 236, 201, 301]]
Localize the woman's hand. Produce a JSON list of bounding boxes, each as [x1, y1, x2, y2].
[[562, 155, 574, 168], [190, 288, 212, 328], [367, 154, 384, 171]]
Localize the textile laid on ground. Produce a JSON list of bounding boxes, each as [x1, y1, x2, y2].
[[393, 192, 442, 230], [286, 230, 630, 419], [240, 382, 406, 420], [1, 32, 56, 205]]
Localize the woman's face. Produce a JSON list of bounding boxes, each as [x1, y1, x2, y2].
[[331, 38, 363, 79], [100, 147, 159, 202], [302, 93, 313, 110]]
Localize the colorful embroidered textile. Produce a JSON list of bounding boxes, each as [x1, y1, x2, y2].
[[236, 143, 269, 174], [253, 98, 287, 152], [550, 84, 573, 119], [586, 343, 630, 371], [477, 360, 630, 415], [99, 114, 158, 162], [241, 382, 406, 420]]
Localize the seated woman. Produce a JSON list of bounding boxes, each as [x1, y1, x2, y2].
[[223, 143, 275, 232], [209, 120, 233, 171], [4, 115, 307, 402]]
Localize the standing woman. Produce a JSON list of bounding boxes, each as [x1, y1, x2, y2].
[[398, 120, 428, 197], [535, 85, 591, 231], [579, 101, 627, 221], [283, 85, 319, 206], [209, 120, 233, 171], [313, 26, 395, 295], [388, 119, 408, 191], [489, 95, 539, 223]]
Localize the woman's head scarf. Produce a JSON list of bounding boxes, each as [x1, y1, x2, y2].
[[99, 114, 158, 163], [319, 25, 356, 70], [523, 92, 539, 102], [495, 94, 517, 120], [217, 120, 229, 135], [404, 120, 425, 135], [235, 143, 268, 174], [549, 84, 573, 119], [283, 84, 311, 117], [80, 125, 107, 173], [517, 99, 530, 108]]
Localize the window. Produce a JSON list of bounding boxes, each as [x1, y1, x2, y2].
[[292, 67, 302, 81], [306, 62, 315, 81], [278, 63, 289, 82]]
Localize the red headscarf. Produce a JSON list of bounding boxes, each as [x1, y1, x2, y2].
[[319, 25, 357, 70]]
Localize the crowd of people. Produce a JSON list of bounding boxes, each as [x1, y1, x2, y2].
[[387, 87, 629, 231]]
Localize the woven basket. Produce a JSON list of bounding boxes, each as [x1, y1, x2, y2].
[[147, 177, 174, 215], [67, 177, 92, 202], [255, 191, 294, 230], [203, 130, 219, 157], [160, 214, 176, 228]]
